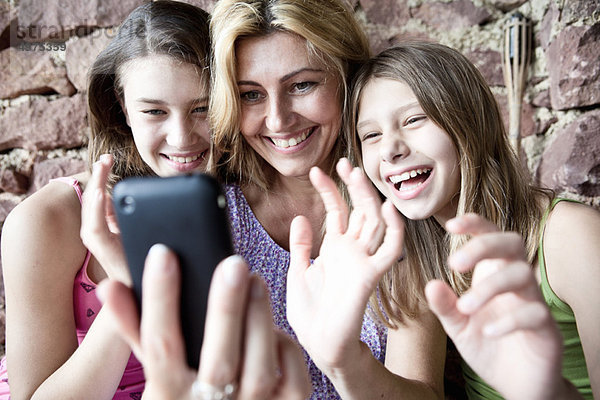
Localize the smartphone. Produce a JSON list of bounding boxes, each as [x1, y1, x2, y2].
[[112, 173, 234, 369]]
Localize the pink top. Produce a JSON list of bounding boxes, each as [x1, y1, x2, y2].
[[0, 177, 145, 400]]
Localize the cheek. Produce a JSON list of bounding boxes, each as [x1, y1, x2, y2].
[[195, 119, 211, 141], [130, 123, 157, 154], [315, 96, 341, 126], [239, 107, 261, 137]]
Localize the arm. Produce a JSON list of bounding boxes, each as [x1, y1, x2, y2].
[[287, 158, 445, 399], [98, 246, 311, 400], [425, 214, 584, 400], [1, 183, 131, 400], [544, 202, 600, 399]]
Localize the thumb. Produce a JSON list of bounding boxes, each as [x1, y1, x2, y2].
[[425, 280, 467, 339], [288, 215, 313, 278]]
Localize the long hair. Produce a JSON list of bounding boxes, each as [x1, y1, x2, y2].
[[348, 42, 553, 325], [87, 0, 210, 189], [208, 0, 370, 190]]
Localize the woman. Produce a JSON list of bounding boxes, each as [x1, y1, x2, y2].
[[206, 1, 446, 398], [0, 2, 210, 398], [346, 42, 598, 399]]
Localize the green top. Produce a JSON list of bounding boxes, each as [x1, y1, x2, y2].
[[462, 198, 592, 399]]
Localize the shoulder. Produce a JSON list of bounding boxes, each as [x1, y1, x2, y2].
[[1, 179, 86, 277], [543, 200, 600, 305], [4, 179, 82, 230], [544, 200, 600, 255]]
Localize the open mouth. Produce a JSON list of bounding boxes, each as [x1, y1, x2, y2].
[[162, 150, 207, 163], [269, 127, 315, 149], [389, 168, 432, 191]]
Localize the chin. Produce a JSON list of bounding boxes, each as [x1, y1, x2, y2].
[[393, 202, 434, 221]]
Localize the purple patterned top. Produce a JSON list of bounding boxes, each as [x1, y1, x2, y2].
[[225, 184, 387, 399]]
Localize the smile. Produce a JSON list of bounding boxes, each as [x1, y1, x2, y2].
[[164, 151, 206, 163], [389, 168, 432, 191], [269, 128, 313, 149]]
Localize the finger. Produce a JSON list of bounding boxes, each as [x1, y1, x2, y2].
[[198, 255, 250, 386], [482, 301, 556, 338], [140, 244, 187, 370], [456, 261, 540, 314], [371, 200, 404, 274], [340, 162, 386, 253], [96, 279, 142, 357], [237, 277, 278, 399], [445, 213, 499, 235], [448, 231, 527, 273], [104, 194, 120, 234], [80, 155, 113, 246], [273, 331, 312, 400], [309, 166, 348, 234], [288, 215, 313, 280], [425, 280, 468, 339]]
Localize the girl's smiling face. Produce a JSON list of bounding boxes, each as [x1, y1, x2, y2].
[[119, 54, 210, 177], [357, 78, 461, 225], [235, 32, 342, 179]]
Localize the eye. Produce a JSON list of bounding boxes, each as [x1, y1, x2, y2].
[[404, 115, 427, 126], [292, 81, 316, 93], [192, 105, 208, 114], [142, 109, 166, 116], [360, 131, 381, 142], [240, 90, 263, 103]]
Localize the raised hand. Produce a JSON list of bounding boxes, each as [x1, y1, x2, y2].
[[286, 158, 404, 373], [80, 154, 131, 285], [425, 214, 568, 400], [98, 246, 311, 400]]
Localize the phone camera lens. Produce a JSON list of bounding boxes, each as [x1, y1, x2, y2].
[[120, 195, 136, 214], [217, 195, 227, 209]]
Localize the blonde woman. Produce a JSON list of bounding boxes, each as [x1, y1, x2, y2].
[[205, 1, 446, 398]]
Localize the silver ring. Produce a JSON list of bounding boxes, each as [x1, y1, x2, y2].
[[191, 381, 236, 400]]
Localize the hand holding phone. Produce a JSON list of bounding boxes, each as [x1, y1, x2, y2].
[[112, 173, 234, 369]]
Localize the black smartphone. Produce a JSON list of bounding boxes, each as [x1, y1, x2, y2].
[[112, 173, 234, 369]]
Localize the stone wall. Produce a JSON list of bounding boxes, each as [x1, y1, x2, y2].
[[0, 0, 598, 355]]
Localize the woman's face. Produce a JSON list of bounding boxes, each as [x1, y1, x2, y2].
[[357, 78, 461, 225], [235, 32, 342, 179], [119, 54, 210, 177]]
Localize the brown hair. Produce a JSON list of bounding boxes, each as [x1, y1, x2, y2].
[[87, 0, 210, 188], [208, 0, 370, 190], [348, 42, 553, 325]]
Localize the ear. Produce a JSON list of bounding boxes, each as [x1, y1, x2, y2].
[[116, 89, 131, 127]]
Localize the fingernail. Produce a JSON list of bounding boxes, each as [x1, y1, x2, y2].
[[100, 153, 110, 163], [448, 251, 470, 269], [483, 323, 499, 337], [221, 255, 245, 287], [146, 243, 173, 275], [96, 281, 108, 304], [445, 218, 462, 231], [250, 277, 265, 299], [457, 293, 478, 313]]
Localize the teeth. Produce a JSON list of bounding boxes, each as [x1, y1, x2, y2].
[[271, 129, 310, 148], [167, 153, 202, 163], [389, 168, 431, 184]]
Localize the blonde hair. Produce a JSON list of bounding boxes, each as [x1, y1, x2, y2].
[[348, 42, 553, 325], [87, 1, 210, 189], [208, 0, 370, 189]]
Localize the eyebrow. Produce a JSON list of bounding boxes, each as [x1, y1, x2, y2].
[[237, 67, 325, 86], [134, 96, 209, 105], [356, 101, 421, 130]]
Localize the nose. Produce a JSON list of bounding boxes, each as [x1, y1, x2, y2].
[[165, 114, 200, 148], [265, 95, 293, 133], [380, 131, 409, 163]]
